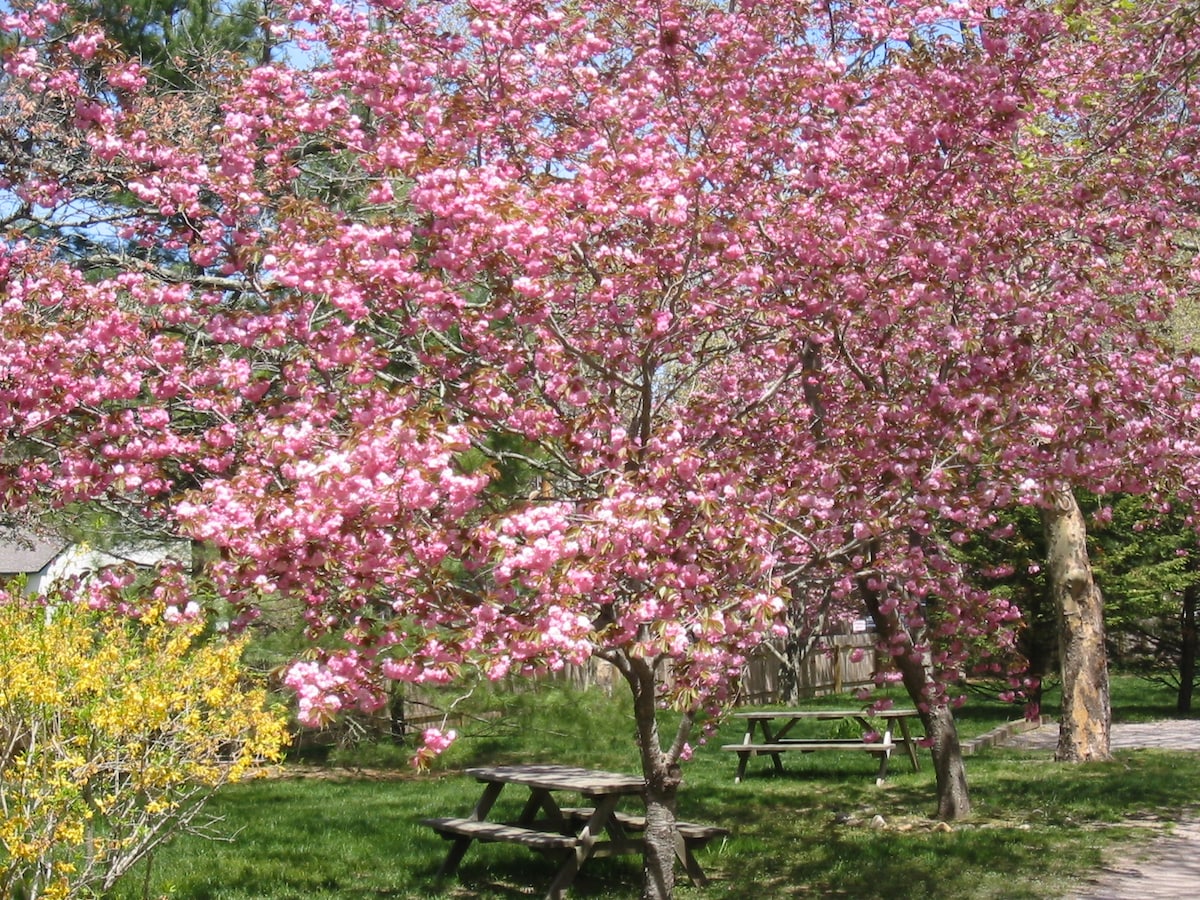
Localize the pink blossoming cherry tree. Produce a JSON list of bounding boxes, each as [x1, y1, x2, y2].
[[3, 1, 1200, 897]]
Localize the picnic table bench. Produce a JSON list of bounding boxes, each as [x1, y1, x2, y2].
[[421, 763, 729, 900], [722, 708, 924, 784]]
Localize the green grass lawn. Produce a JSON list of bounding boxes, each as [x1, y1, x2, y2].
[[112, 676, 1200, 900]]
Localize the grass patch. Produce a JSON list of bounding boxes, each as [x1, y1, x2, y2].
[[112, 675, 1199, 899]]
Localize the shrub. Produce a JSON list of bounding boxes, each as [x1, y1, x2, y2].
[[0, 588, 290, 900]]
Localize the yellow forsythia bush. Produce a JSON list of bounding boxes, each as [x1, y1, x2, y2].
[[0, 588, 291, 900]]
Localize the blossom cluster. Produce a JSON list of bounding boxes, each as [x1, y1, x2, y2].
[[1, 0, 1199, 773]]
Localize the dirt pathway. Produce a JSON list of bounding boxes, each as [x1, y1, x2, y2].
[[1000, 719, 1200, 899]]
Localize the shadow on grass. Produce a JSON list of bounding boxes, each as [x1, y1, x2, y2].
[[677, 783, 1124, 900], [447, 853, 642, 900], [118, 678, 1200, 899], [716, 824, 1101, 900], [672, 744, 1200, 899], [971, 748, 1200, 822]]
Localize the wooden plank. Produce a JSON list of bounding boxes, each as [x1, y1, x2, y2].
[[556, 808, 730, 842], [466, 764, 643, 796], [732, 708, 918, 720], [720, 741, 893, 753], [421, 817, 579, 851], [676, 822, 731, 842]]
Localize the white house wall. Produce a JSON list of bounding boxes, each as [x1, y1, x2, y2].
[[41, 541, 192, 587]]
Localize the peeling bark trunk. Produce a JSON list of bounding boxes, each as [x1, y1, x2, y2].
[[1179, 584, 1197, 714], [858, 575, 970, 820], [640, 767, 680, 900], [614, 653, 683, 900], [1042, 486, 1111, 762]]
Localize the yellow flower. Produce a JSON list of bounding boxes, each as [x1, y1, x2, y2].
[[0, 590, 291, 898]]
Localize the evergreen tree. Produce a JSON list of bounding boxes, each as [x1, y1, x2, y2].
[[956, 505, 1057, 714], [1089, 496, 1200, 712], [69, 0, 268, 87]]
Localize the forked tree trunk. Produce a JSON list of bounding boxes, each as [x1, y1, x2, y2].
[[858, 576, 971, 820], [778, 578, 833, 704], [778, 609, 827, 704], [1041, 486, 1111, 762], [1179, 584, 1197, 714], [613, 653, 683, 900]]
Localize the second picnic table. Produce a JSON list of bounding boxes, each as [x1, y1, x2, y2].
[[722, 708, 924, 784]]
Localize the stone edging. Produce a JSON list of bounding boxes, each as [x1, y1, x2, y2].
[[961, 716, 1052, 755]]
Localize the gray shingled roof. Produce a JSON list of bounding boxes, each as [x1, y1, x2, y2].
[[0, 531, 68, 574]]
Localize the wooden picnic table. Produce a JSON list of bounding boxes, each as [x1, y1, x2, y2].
[[421, 763, 729, 900], [722, 708, 924, 784]]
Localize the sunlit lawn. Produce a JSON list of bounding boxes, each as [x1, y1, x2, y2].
[[114, 676, 1200, 899]]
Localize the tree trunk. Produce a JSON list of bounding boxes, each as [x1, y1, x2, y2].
[[1042, 486, 1111, 762], [1016, 579, 1057, 720], [923, 705, 971, 820], [778, 628, 807, 705], [778, 581, 832, 704], [779, 611, 827, 704], [614, 653, 683, 900], [858, 574, 971, 820], [388, 687, 406, 744], [1179, 584, 1197, 714]]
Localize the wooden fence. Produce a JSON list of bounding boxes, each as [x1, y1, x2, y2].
[[738, 634, 879, 703], [530, 632, 880, 705], [306, 634, 883, 753]]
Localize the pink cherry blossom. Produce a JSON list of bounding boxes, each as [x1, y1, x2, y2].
[[5, 3, 1200, 889]]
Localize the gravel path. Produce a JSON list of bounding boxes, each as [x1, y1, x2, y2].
[[999, 719, 1200, 899]]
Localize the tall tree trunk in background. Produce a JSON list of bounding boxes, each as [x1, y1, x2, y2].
[[1042, 486, 1111, 762], [778, 628, 809, 705], [1179, 584, 1197, 714], [778, 594, 830, 704], [388, 687, 407, 744], [857, 575, 971, 820], [778, 341, 830, 707], [1016, 579, 1058, 721]]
